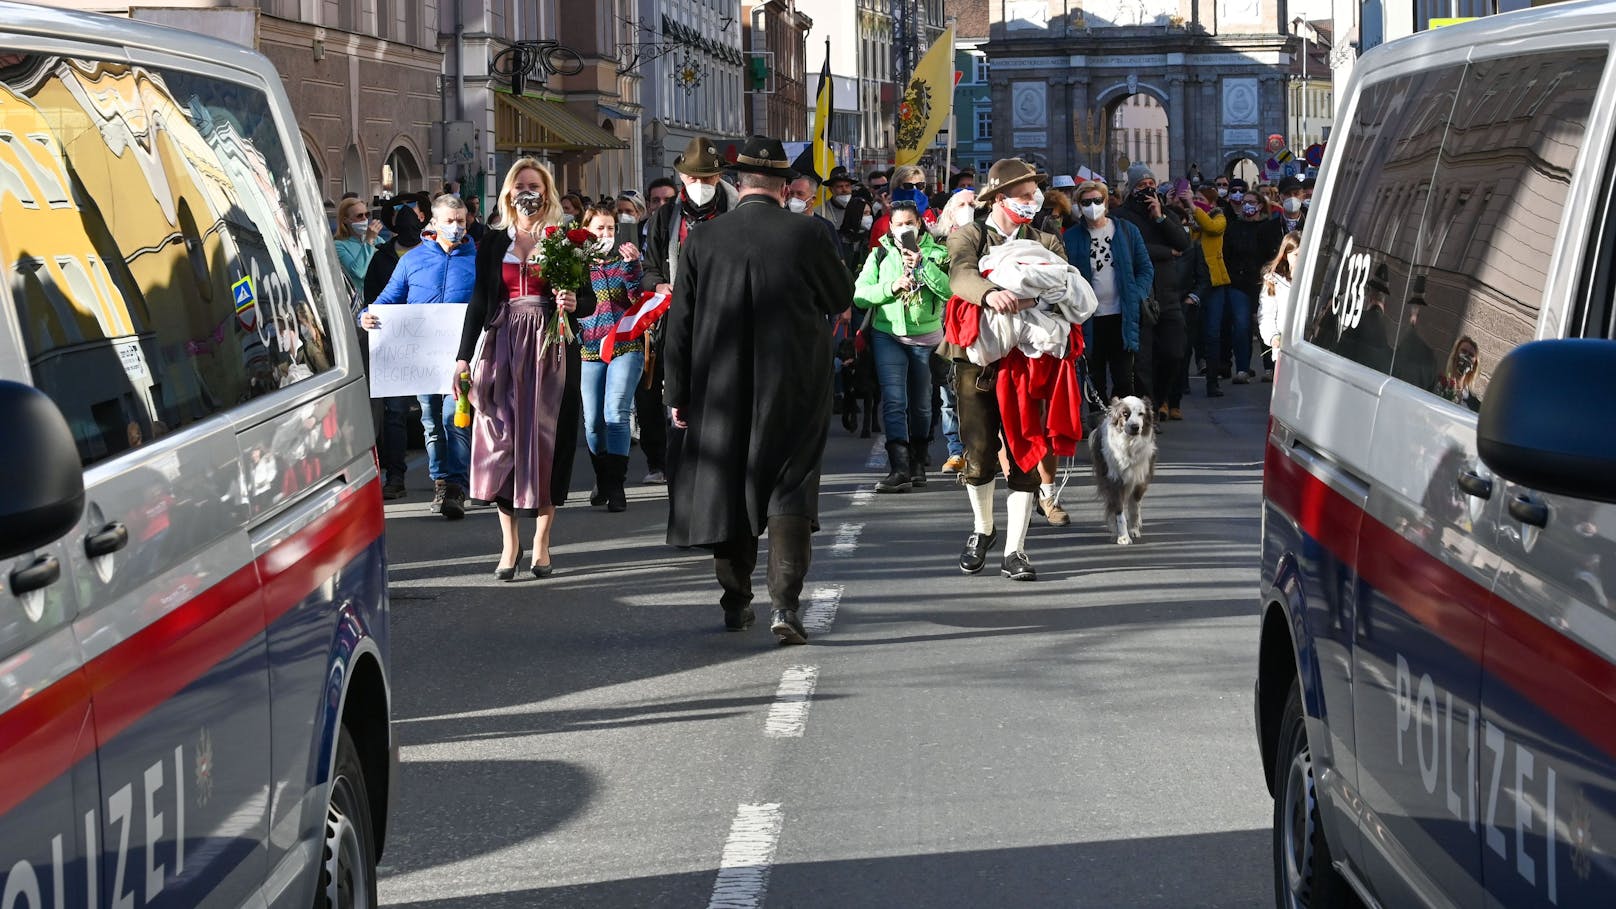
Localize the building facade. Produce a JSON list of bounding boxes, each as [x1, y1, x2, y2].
[[951, 0, 993, 178], [1287, 20, 1333, 163], [553, 0, 645, 197], [1112, 94, 1170, 180], [743, 0, 814, 141], [638, 0, 748, 181], [985, 0, 1293, 182]]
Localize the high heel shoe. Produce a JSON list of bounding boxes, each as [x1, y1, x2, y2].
[[530, 561, 554, 579], [494, 549, 524, 582]]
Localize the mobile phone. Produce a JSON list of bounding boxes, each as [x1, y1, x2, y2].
[[898, 229, 921, 254]]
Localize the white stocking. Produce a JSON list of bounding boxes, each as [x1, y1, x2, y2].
[[966, 480, 996, 535], [1004, 491, 1036, 556]]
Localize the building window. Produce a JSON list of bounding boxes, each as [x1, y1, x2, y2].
[[976, 109, 991, 140], [974, 54, 989, 84]]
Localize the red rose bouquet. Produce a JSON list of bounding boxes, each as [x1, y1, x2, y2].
[[536, 225, 603, 354]]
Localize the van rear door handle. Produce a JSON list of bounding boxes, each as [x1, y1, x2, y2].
[[83, 522, 129, 559], [1508, 494, 1549, 528], [1457, 471, 1494, 500], [10, 555, 61, 595]]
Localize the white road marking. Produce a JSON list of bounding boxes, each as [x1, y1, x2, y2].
[[763, 666, 819, 738], [865, 439, 887, 469], [706, 803, 785, 909], [802, 585, 842, 634], [832, 522, 864, 557], [851, 488, 877, 507]]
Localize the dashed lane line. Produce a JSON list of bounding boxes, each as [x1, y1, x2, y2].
[[706, 802, 785, 909], [832, 522, 864, 557], [763, 666, 820, 738], [802, 584, 842, 634]]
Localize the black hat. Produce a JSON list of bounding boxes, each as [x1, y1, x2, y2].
[[790, 146, 820, 182], [726, 136, 796, 178], [1367, 262, 1391, 295], [826, 166, 854, 186], [1229, 178, 1249, 191], [1278, 175, 1305, 195]]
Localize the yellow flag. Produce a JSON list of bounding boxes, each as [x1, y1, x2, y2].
[[894, 26, 955, 168], [812, 50, 835, 208]]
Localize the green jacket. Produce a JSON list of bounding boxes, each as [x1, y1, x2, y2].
[[852, 231, 950, 337]]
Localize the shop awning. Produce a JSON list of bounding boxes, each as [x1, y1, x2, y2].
[[496, 92, 628, 152], [599, 104, 639, 120]]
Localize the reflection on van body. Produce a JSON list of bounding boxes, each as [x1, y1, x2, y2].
[[0, 54, 334, 467]]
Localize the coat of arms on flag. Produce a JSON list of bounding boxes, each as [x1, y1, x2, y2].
[[599, 290, 671, 364]]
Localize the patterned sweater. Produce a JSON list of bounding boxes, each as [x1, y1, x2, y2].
[[580, 256, 645, 361]]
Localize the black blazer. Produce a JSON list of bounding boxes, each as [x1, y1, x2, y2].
[[456, 228, 598, 362]]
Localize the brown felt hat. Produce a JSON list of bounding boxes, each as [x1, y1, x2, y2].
[[976, 158, 1047, 204], [675, 136, 724, 178]]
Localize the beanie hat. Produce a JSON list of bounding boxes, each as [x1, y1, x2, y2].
[[1126, 163, 1157, 187]]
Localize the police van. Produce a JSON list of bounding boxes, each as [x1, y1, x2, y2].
[[1257, 1, 1616, 906], [0, 4, 391, 907]]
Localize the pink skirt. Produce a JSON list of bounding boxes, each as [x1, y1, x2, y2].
[[467, 300, 566, 514]]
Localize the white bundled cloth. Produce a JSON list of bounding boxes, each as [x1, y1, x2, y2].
[[966, 239, 1099, 366]]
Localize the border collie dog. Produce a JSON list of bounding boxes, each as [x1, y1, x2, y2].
[[1089, 396, 1158, 545]]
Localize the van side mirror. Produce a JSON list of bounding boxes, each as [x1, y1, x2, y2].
[[1477, 339, 1616, 503], [0, 380, 84, 561]]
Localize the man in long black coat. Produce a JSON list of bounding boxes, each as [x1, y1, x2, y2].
[[663, 136, 853, 645]]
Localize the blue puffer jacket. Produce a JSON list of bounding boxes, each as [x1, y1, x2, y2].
[[1065, 218, 1154, 352], [371, 238, 478, 307]]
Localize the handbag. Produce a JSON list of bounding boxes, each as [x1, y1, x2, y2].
[[1140, 293, 1162, 327]]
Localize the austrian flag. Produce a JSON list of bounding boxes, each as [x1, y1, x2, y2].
[[599, 290, 671, 363]]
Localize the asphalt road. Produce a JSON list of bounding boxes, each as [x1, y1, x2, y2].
[[375, 382, 1276, 909]]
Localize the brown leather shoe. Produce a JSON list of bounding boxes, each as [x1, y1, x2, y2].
[[1041, 497, 1071, 526], [1169, 408, 1184, 421]]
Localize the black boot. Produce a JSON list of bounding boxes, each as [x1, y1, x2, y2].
[[767, 515, 813, 645], [714, 538, 758, 632], [875, 440, 912, 493], [606, 454, 629, 513], [589, 453, 609, 506], [908, 441, 928, 488]]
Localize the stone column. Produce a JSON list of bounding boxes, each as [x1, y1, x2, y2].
[[1167, 75, 1186, 182], [990, 79, 1012, 161]]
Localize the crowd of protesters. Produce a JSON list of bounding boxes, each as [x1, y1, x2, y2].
[[339, 134, 1305, 643]]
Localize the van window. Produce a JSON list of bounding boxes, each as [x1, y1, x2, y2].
[[1391, 49, 1606, 412], [1303, 65, 1464, 373], [0, 54, 334, 466]]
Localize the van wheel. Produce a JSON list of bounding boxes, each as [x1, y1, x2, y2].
[[316, 728, 377, 909], [1274, 681, 1354, 909]]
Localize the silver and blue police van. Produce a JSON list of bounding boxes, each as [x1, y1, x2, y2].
[[1258, 1, 1616, 906], [0, 3, 391, 907]]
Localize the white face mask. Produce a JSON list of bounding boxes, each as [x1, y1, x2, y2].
[[618, 214, 639, 228], [560, 212, 577, 225], [1005, 189, 1044, 221], [437, 223, 464, 243], [1216, 187, 1229, 198], [1282, 196, 1304, 216], [1230, 190, 1245, 203], [349, 219, 369, 232], [686, 182, 717, 206], [1081, 203, 1106, 222], [593, 236, 615, 254], [860, 214, 874, 230], [833, 193, 852, 207], [1302, 198, 1312, 209], [890, 225, 917, 244], [787, 197, 809, 214], [952, 207, 974, 227]]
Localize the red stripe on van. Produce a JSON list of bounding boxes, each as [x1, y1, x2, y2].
[[0, 479, 385, 819], [1266, 440, 1616, 759]]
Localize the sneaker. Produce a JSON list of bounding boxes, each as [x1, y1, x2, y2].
[[770, 609, 808, 645], [643, 470, 667, 485], [960, 531, 997, 574], [1169, 408, 1184, 421], [1232, 371, 1251, 385], [382, 478, 406, 500], [1000, 551, 1037, 582], [1041, 497, 1071, 527], [429, 479, 447, 514], [441, 483, 466, 521], [942, 455, 965, 473]]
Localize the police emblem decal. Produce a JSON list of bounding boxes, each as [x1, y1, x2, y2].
[[196, 726, 214, 807]]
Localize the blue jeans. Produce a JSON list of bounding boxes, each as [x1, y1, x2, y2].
[[417, 394, 469, 489], [580, 351, 644, 457], [1203, 286, 1253, 375], [871, 330, 933, 444], [939, 379, 963, 457]]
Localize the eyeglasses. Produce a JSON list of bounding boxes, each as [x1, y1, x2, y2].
[[900, 181, 925, 190], [870, 182, 889, 190], [1214, 182, 1230, 188], [1079, 197, 1105, 205], [353, 211, 369, 218]]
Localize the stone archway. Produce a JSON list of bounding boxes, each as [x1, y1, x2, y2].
[[1100, 87, 1173, 184], [384, 143, 425, 195], [985, 8, 1292, 186]]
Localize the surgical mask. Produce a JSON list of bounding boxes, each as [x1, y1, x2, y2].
[[1302, 198, 1312, 209], [1081, 203, 1106, 222], [514, 191, 544, 216], [686, 182, 717, 206], [1216, 187, 1229, 198], [1241, 203, 1261, 217], [349, 219, 369, 232], [891, 225, 918, 245], [833, 193, 852, 207], [787, 197, 809, 214], [860, 214, 874, 230], [618, 214, 639, 229], [437, 223, 464, 243], [952, 207, 974, 227], [1282, 197, 1304, 216], [1230, 190, 1245, 202], [561, 212, 577, 225], [593, 237, 615, 254]]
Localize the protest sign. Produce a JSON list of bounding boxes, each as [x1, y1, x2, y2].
[[365, 304, 467, 397]]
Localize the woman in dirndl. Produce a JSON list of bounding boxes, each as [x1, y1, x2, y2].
[[454, 158, 595, 580]]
